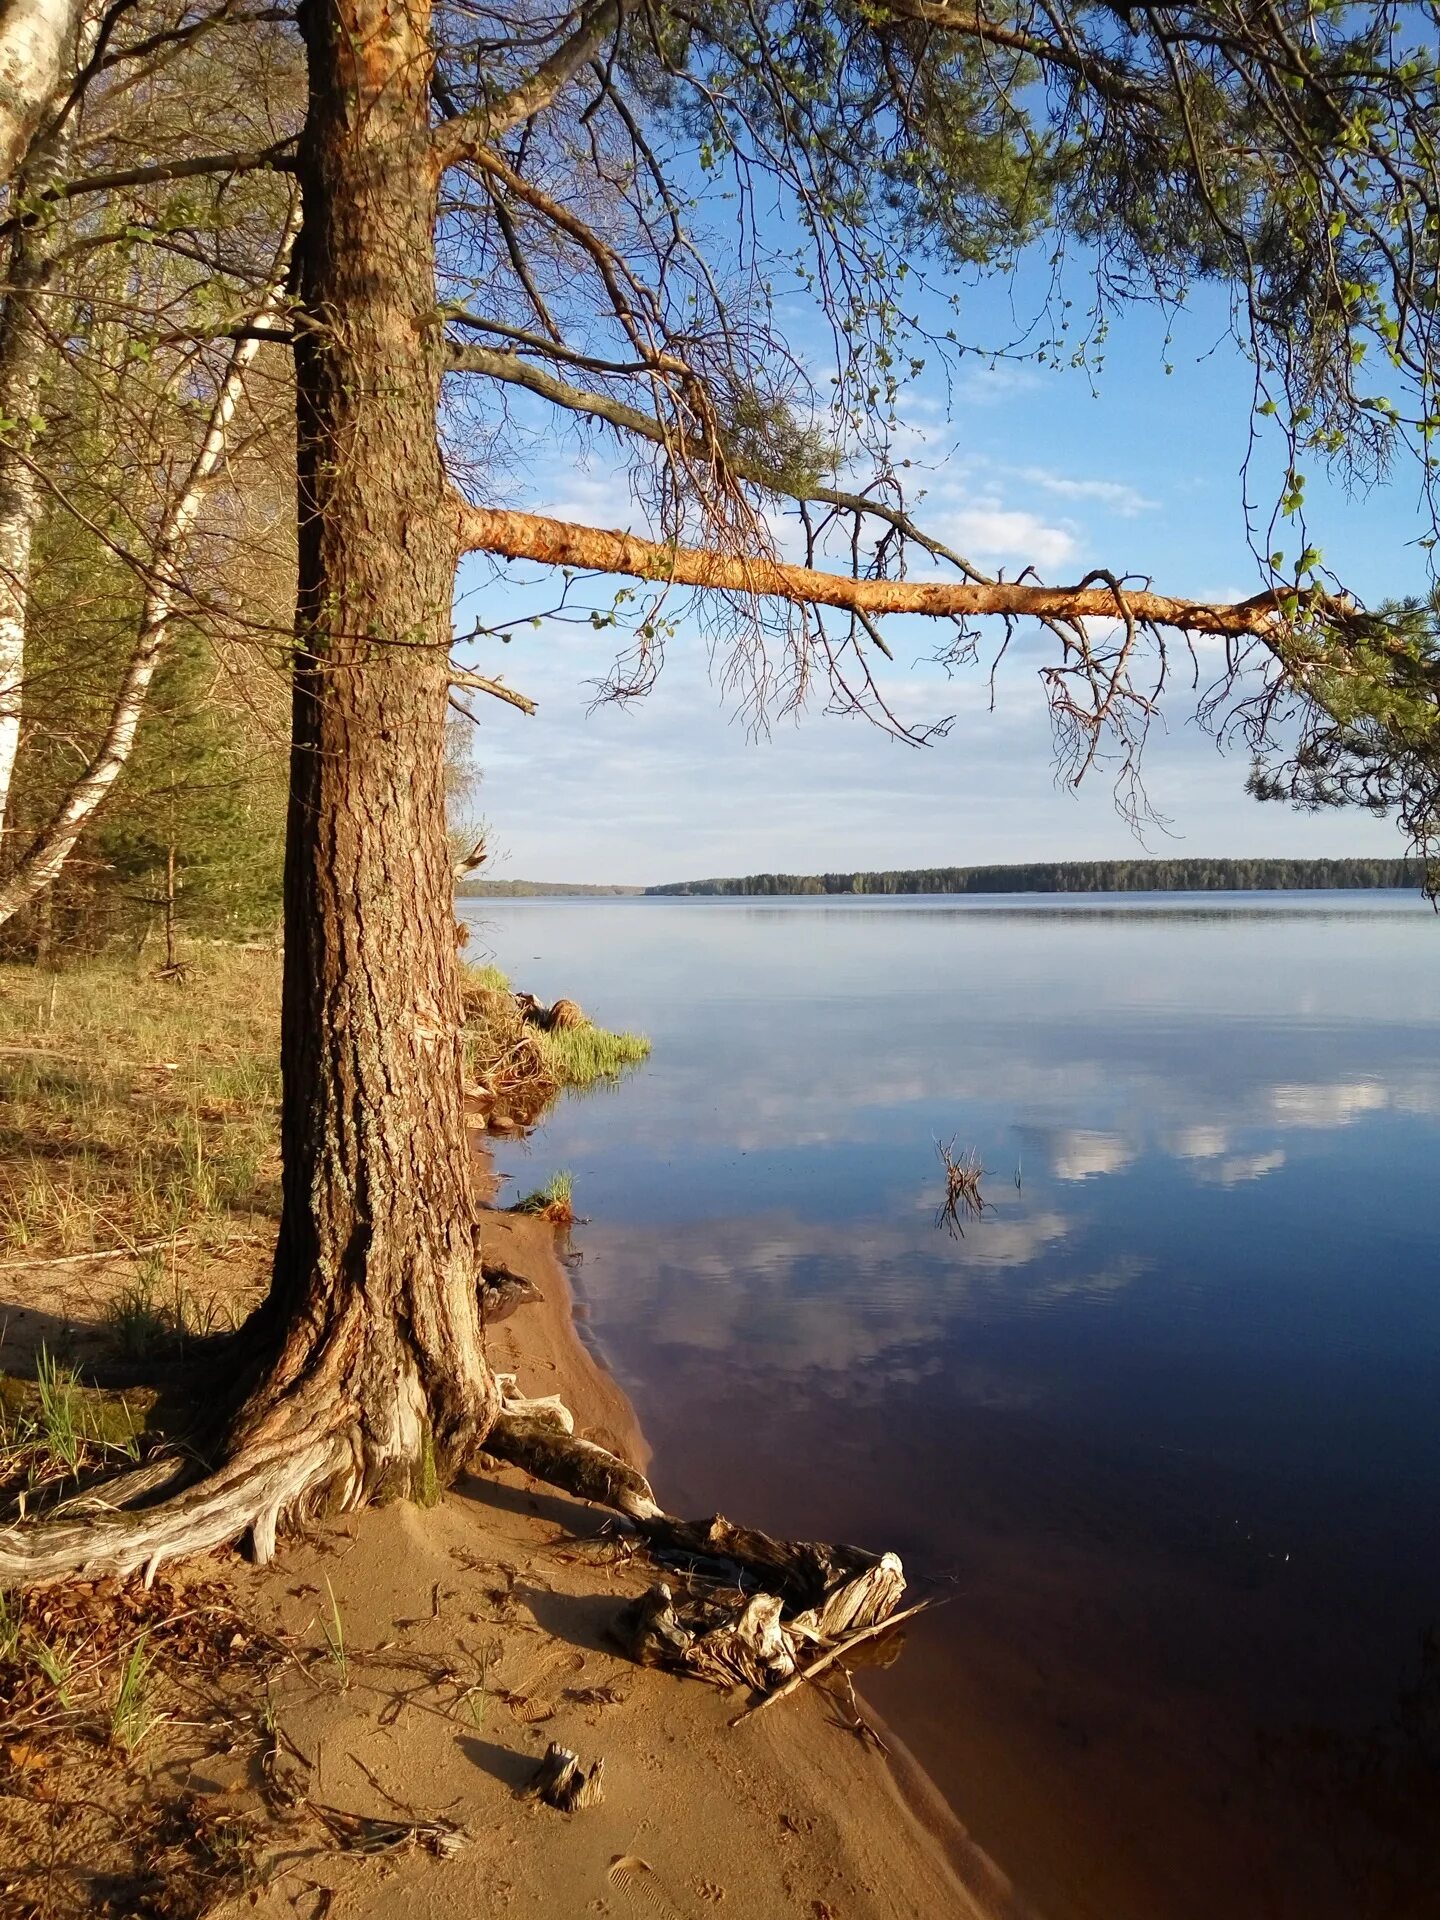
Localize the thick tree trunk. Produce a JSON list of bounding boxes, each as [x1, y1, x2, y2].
[[239, 0, 496, 1494], [0, 0, 495, 1587]]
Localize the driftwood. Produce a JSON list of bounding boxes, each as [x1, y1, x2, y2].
[[731, 1599, 930, 1722], [619, 1552, 913, 1703], [479, 1390, 913, 1710], [527, 1741, 604, 1811], [478, 1261, 543, 1322]]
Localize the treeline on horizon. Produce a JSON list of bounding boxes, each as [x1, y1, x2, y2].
[[646, 857, 1424, 897]]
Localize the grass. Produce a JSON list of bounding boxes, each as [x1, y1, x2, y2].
[[511, 1169, 575, 1224], [110, 1631, 159, 1753], [0, 1589, 19, 1663], [0, 1350, 144, 1513], [319, 1577, 350, 1689], [0, 944, 282, 1260], [102, 1252, 226, 1359], [459, 960, 649, 1126], [27, 1627, 76, 1705], [535, 1023, 650, 1085]]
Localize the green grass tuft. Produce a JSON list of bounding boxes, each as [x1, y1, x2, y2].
[[512, 1169, 573, 1216], [534, 1024, 650, 1086], [110, 1631, 159, 1754]]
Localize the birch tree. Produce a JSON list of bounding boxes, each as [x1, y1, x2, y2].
[[2, 0, 1438, 1580]]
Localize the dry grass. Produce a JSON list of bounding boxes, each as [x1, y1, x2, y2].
[[0, 945, 282, 1263], [935, 1138, 987, 1237], [0, 1570, 283, 1919]]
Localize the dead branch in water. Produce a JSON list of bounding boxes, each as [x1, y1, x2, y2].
[[935, 1138, 986, 1237]]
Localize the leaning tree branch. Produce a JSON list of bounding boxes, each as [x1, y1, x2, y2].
[[455, 500, 1327, 640], [433, 0, 619, 171], [0, 136, 297, 235], [445, 339, 992, 582]]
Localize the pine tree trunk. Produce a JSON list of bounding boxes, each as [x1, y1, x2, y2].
[[0, 0, 498, 1584], [237, 0, 495, 1494]]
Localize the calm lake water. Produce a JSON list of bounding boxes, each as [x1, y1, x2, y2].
[[461, 892, 1440, 1920]]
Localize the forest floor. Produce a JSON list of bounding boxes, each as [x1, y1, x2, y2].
[[0, 950, 1007, 1920]]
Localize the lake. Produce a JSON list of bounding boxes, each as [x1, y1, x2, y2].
[[460, 892, 1440, 1920]]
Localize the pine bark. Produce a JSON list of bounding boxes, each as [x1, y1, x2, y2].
[[240, 0, 495, 1495]]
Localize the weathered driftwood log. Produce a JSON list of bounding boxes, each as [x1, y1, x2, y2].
[[617, 1553, 911, 1700], [527, 1741, 605, 1811], [478, 1390, 913, 1706], [484, 1409, 663, 1521], [478, 1263, 544, 1322]]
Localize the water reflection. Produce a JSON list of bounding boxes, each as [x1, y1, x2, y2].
[[468, 893, 1440, 1920]]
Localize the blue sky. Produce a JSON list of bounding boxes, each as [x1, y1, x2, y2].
[[450, 263, 1430, 888]]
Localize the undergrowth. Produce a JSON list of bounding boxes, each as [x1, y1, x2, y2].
[[0, 1352, 147, 1515], [511, 1170, 575, 1223]]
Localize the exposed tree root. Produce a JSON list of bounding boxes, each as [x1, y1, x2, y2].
[[0, 1430, 347, 1585]]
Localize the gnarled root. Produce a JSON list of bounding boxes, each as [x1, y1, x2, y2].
[[0, 1429, 349, 1586], [484, 1410, 662, 1520]]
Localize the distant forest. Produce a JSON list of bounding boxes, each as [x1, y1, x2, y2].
[[647, 858, 1425, 897]]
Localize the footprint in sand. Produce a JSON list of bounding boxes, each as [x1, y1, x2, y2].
[[607, 1853, 695, 1919]]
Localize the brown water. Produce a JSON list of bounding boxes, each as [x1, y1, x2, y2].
[[465, 892, 1440, 1920]]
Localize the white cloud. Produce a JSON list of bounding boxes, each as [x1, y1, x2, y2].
[[1047, 1129, 1136, 1181], [1010, 466, 1158, 517], [1167, 1124, 1229, 1160], [1268, 1080, 1391, 1128], [1195, 1148, 1287, 1187], [935, 504, 1079, 571]]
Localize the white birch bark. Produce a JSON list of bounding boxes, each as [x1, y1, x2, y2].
[[0, 11, 90, 850], [0, 0, 84, 187], [0, 205, 297, 928]]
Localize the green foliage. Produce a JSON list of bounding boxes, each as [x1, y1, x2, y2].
[[1248, 597, 1440, 895]]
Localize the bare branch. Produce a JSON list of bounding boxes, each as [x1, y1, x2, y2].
[[0, 137, 297, 235], [449, 667, 537, 715], [444, 339, 990, 581], [433, 1, 619, 172]]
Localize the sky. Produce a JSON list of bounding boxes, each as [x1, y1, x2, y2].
[[449, 251, 1431, 889]]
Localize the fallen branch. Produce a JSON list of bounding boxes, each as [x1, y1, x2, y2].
[[730, 1600, 930, 1723]]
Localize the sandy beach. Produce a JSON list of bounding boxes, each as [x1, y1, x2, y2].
[[213, 1186, 1022, 1920]]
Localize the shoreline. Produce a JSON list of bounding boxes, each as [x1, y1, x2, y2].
[[475, 1153, 1032, 1918]]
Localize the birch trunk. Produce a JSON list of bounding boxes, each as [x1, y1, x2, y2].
[[0, 34, 83, 856], [0, 0, 83, 187], [0, 213, 296, 927]]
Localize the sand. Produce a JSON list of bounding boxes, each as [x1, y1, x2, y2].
[[207, 1202, 1026, 1920]]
